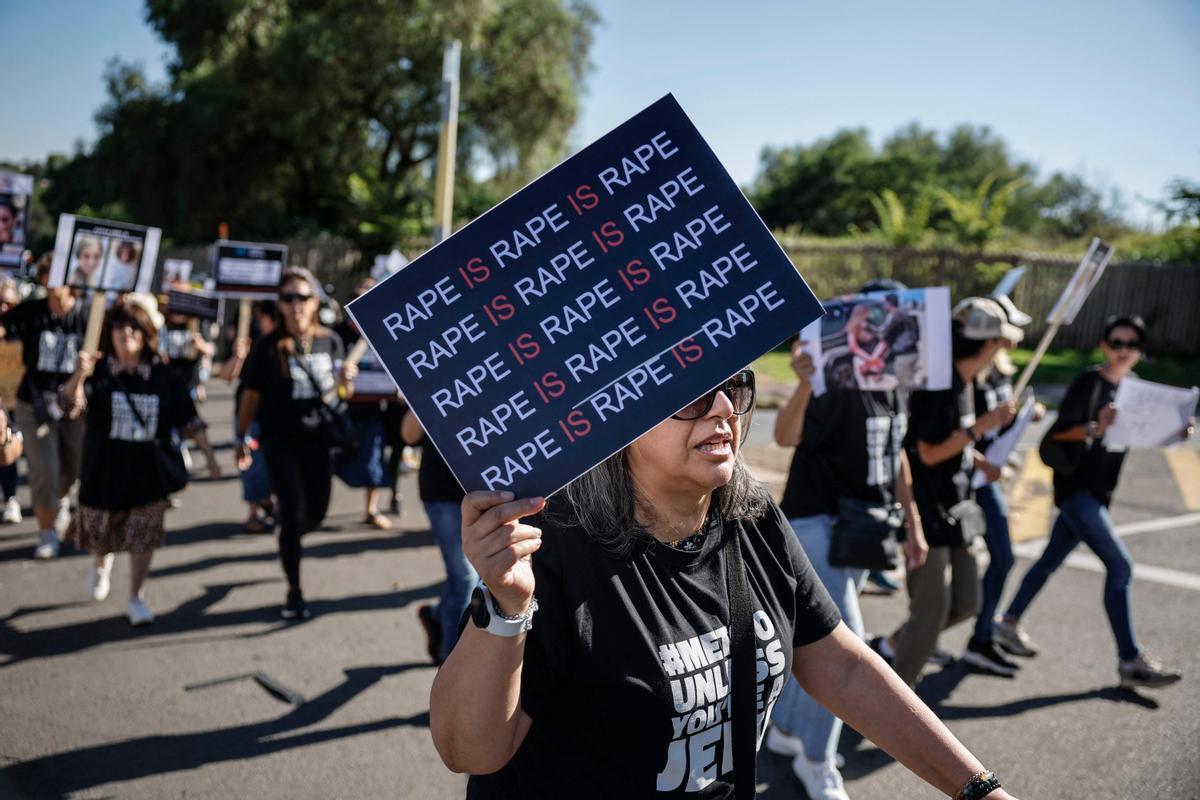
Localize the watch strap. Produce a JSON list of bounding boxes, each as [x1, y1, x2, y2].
[[476, 585, 536, 638]]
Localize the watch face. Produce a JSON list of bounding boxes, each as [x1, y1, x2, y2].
[[469, 586, 490, 629]]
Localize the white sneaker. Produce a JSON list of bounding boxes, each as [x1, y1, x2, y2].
[[33, 530, 60, 560], [87, 554, 114, 601], [792, 755, 850, 800], [126, 596, 155, 626], [2, 497, 22, 524], [54, 499, 72, 535], [766, 726, 845, 768]]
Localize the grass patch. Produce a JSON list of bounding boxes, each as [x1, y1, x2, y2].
[[750, 350, 796, 384]]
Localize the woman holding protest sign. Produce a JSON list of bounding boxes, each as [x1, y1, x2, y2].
[[766, 298, 929, 798], [998, 315, 1191, 688], [872, 298, 1017, 687], [235, 268, 355, 620], [430, 369, 1019, 800], [62, 296, 220, 625]]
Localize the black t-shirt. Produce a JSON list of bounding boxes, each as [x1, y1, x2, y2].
[[906, 371, 975, 547], [466, 499, 841, 799], [779, 389, 908, 518], [78, 358, 200, 511], [1050, 368, 1124, 507], [2, 297, 89, 403], [974, 369, 1014, 444], [162, 324, 200, 390], [240, 328, 344, 437], [880, 309, 918, 354], [417, 435, 465, 503]]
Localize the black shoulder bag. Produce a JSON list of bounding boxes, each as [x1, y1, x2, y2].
[[1038, 376, 1104, 477], [828, 396, 903, 571], [113, 371, 189, 495], [293, 351, 358, 457], [725, 521, 757, 800]]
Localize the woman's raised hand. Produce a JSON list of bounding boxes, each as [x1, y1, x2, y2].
[[461, 491, 545, 616]]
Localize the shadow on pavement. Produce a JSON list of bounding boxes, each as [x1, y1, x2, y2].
[[4, 661, 433, 799], [0, 580, 441, 669]]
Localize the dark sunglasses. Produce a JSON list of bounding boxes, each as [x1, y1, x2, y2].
[[672, 370, 756, 421], [279, 291, 315, 304], [1106, 338, 1142, 352], [112, 319, 143, 333]]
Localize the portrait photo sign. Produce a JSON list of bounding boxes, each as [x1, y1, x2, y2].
[[348, 93, 824, 497], [49, 214, 161, 293], [0, 170, 34, 270]]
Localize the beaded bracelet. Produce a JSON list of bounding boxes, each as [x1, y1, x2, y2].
[[955, 769, 1001, 800]]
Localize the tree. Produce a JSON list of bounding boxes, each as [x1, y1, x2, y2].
[[867, 188, 935, 248], [41, 0, 597, 251], [935, 173, 1026, 249]]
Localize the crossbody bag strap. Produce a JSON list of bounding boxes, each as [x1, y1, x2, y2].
[[725, 519, 757, 800]]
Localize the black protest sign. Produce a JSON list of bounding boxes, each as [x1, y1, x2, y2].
[[347, 94, 824, 497], [212, 240, 288, 296], [166, 289, 220, 321]]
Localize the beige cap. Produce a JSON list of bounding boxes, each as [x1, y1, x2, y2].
[[953, 297, 1024, 344], [124, 292, 165, 331]]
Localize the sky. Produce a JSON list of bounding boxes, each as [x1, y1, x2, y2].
[[3, 0, 1199, 226]]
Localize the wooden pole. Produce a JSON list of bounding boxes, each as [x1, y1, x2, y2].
[[81, 293, 108, 354], [236, 298, 252, 343], [432, 40, 462, 245], [1012, 320, 1061, 399]]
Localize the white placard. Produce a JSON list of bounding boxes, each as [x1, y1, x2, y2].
[[161, 258, 193, 291], [799, 286, 952, 396], [1105, 376, 1198, 449], [973, 393, 1037, 489], [991, 266, 1027, 299]]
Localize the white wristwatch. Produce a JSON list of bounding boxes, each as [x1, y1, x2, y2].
[[468, 585, 538, 638]]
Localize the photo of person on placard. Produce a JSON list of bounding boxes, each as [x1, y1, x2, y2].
[[103, 239, 142, 292], [68, 235, 105, 289], [878, 291, 923, 384], [0, 197, 20, 246]]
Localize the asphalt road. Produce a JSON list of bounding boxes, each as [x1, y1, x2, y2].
[[1, 387, 1197, 798]]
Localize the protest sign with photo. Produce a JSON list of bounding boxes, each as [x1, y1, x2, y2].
[[1105, 376, 1198, 449], [161, 258, 193, 291], [212, 240, 288, 296], [799, 286, 951, 396], [1048, 238, 1113, 325], [347, 94, 824, 497], [165, 289, 220, 321], [48, 214, 162, 293], [0, 170, 34, 271]]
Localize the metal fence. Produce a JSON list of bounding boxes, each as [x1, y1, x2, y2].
[[161, 238, 1200, 357]]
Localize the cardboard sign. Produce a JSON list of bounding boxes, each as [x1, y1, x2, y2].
[[161, 258, 194, 291], [165, 289, 220, 321], [347, 94, 823, 497], [799, 287, 951, 396], [0, 170, 34, 271], [0, 341, 24, 408], [1106, 377, 1198, 449], [49, 214, 161, 293], [212, 240, 288, 296], [1047, 238, 1113, 325]]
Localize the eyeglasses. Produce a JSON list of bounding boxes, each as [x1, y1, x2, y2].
[[279, 292, 315, 304], [1106, 338, 1142, 352], [671, 370, 756, 421]]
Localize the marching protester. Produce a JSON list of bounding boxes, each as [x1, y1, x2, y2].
[[960, 294, 1045, 676], [220, 299, 278, 532], [0, 278, 25, 524], [162, 309, 215, 402], [1, 276, 89, 558], [335, 278, 394, 530], [402, 411, 472, 665], [872, 298, 1017, 687], [235, 268, 354, 620], [997, 315, 1191, 688], [431, 370, 1019, 800], [767, 286, 929, 798], [63, 295, 220, 625]]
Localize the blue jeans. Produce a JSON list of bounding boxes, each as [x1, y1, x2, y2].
[[424, 500, 479, 661], [972, 482, 1014, 643], [0, 462, 17, 501], [1006, 491, 1139, 660], [772, 514, 866, 763]]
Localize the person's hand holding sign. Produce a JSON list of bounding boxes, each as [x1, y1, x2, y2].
[[974, 400, 1016, 437], [1095, 403, 1117, 437], [460, 491, 546, 616], [791, 340, 815, 387]]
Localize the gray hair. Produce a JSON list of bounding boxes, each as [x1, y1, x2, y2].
[[548, 446, 771, 560]]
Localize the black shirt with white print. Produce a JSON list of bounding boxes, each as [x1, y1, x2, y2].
[[905, 371, 975, 548], [240, 327, 344, 438], [1, 297, 88, 404], [77, 357, 201, 511], [779, 389, 908, 519], [1049, 367, 1125, 507], [162, 324, 200, 390], [466, 499, 842, 799]]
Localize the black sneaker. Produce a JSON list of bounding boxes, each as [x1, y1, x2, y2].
[[927, 645, 956, 666], [1119, 653, 1182, 689], [281, 588, 310, 620], [962, 639, 1019, 677], [418, 604, 443, 664]]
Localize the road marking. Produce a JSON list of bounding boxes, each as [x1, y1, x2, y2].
[[1164, 448, 1200, 511], [1006, 451, 1055, 543], [1012, 541, 1200, 592], [1113, 512, 1200, 537]]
